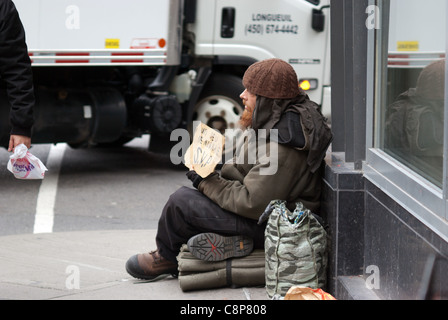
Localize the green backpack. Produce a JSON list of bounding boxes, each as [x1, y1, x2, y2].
[[258, 200, 328, 299]]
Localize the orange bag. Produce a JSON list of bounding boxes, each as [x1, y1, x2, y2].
[[284, 286, 336, 300]]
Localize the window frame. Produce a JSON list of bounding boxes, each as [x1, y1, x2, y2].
[[363, 0, 448, 242]]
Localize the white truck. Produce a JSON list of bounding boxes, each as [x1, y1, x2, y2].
[[3, 0, 331, 149]]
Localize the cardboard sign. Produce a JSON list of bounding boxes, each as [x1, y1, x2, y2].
[[184, 122, 225, 178]]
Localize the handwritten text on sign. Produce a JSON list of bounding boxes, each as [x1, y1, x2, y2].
[[184, 122, 225, 178]]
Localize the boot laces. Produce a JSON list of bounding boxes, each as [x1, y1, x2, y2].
[[149, 250, 163, 265]]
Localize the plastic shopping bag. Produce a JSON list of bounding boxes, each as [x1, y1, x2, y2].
[[7, 144, 48, 179], [284, 286, 336, 300]]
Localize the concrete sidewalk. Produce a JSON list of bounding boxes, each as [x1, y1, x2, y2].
[[0, 230, 268, 300]]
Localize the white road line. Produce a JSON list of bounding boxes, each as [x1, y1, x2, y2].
[[33, 143, 67, 234]]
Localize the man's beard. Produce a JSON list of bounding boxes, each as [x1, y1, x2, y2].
[[239, 105, 254, 129]]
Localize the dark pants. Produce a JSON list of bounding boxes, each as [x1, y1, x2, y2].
[[156, 186, 267, 263]]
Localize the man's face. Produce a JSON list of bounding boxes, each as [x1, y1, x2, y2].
[[239, 89, 256, 129]]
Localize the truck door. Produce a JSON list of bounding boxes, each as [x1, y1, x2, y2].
[[213, 0, 331, 106]]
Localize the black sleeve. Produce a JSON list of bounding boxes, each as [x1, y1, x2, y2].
[[0, 0, 34, 137]]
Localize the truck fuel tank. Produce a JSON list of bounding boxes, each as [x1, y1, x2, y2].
[[0, 87, 127, 147]]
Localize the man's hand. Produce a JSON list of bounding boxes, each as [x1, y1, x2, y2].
[[8, 135, 31, 152], [186, 170, 204, 189]]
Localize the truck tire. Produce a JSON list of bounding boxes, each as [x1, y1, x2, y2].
[[193, 73, 244, 135]]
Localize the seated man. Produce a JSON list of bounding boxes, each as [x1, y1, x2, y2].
[[125, 58, 333, 280]]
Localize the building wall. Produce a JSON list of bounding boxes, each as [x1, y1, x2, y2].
[[322, 152, 448, 300], [364, 179, 448, 299], [326, 0, 448, 299]]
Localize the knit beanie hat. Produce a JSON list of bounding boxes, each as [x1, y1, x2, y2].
[[242, 58, 300, 99], [416, 59, 445, 100]]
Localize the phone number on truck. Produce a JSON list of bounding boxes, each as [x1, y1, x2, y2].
[[245, 24, 299, 35]]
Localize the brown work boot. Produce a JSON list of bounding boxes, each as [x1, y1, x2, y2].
[[125, 250, 178, 280]]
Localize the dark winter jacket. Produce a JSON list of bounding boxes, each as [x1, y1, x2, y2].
[[0, 0, 34, 137], [198, 90, 333, 220]]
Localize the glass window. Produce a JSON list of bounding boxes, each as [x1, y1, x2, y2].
[[365, 0, 448, 235], [378, 0, 446, 188]]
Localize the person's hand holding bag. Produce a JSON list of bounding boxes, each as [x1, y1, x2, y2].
[[7, 144, 47, 179]]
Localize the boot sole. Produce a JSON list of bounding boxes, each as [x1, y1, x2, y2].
[[187, 233, 253, 262]]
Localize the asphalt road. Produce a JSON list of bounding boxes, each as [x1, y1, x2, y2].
[[0, 135, 190, 237]]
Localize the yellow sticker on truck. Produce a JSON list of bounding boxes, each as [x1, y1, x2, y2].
[[397, 41, 419, 51], [105, 39, 120, 49]]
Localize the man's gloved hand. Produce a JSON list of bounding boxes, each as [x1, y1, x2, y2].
[[186, 170, 203, 189]]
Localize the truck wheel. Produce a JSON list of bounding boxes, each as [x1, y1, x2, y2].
[[193, 73, 244, 135]]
